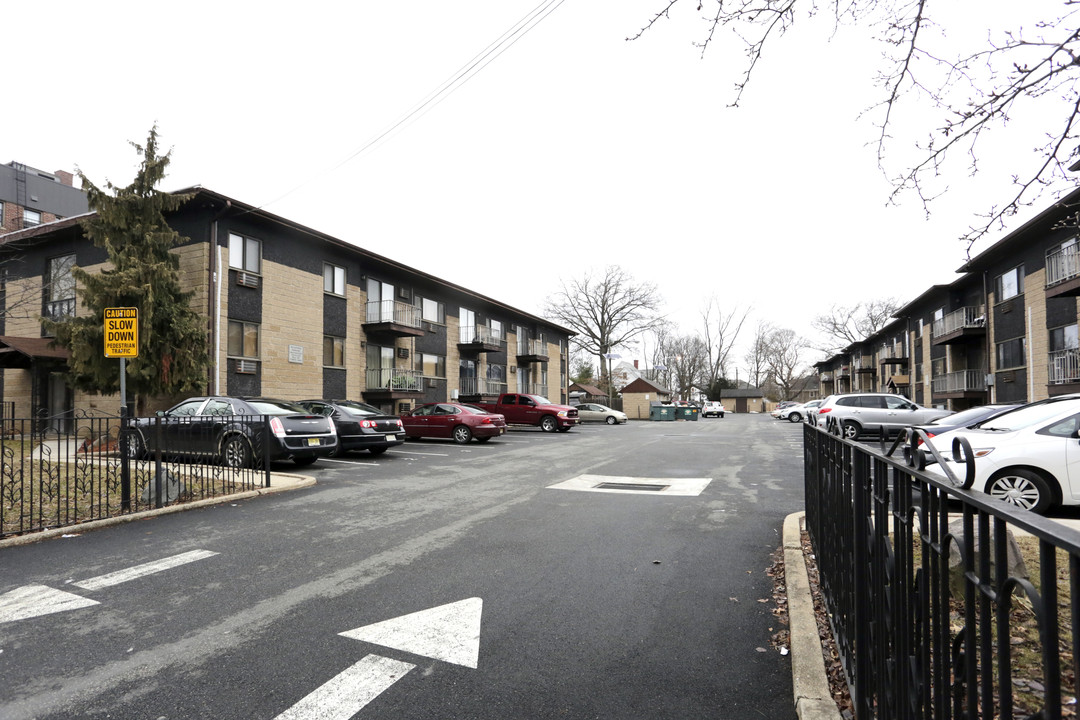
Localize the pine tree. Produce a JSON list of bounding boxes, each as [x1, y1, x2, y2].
[[43, 127, 208, 412]]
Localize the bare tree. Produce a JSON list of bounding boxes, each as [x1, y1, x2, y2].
[[811, 297, 902, 354], [631, 2, 1080, 249], [743, 320, 774, 390], [655, 332, 709, 400], [544, 265, 665, 388], [701, 297, 749, 390], [765, 327, 811, 400]]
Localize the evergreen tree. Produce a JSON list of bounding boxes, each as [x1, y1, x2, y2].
[[43, 127, 208, 412]]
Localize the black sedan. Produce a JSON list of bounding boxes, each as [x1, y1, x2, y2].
[[298, 400, 405, 455], [127, 396, 337, 467]]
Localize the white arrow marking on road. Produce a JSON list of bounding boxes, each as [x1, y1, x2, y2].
[[339, 597, 483, 668], [0, 584, 99, 624], [275, 654, 416, 720], [73, 549, 219, 591]]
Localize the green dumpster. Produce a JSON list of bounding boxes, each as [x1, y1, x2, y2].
[[649, 404, 676, 421], [676, 406, 699, 421]]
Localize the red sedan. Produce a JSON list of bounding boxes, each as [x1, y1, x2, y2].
[[401, 403, 508, 444]]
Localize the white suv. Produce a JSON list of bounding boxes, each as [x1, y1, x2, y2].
[[701, 401, 726, 418], [816, 393, 952, 440]]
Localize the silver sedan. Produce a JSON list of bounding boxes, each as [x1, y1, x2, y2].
[[574, 403, 628, 425]]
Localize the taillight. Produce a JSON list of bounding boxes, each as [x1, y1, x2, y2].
[[481, 417, 492, 424], [819, 408, 832, 414], [361, 420, 375, 429], [270, 417, 286, 438], [395, 419, 403, 428]]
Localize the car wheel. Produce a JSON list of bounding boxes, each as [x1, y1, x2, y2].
[[124, 430, 146, 460], [220, 434, 254, 468], [540, 415, 558, 433], [842, 421, 861, 440], [788, 413, 802, 423], [369, 447, 388, 455], [605, 416, 617, 425], [986, 469, 1054, 514], [719, 413, 724, 418], [453, 425, 473, 444], [293, 456, 317, 467]]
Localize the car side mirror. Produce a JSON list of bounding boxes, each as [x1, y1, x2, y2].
[[155, 410, 165, 417]]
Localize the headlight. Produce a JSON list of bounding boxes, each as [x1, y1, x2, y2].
[[557, 411, 568, 417]]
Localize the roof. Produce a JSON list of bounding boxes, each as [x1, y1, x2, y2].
[[958, 186, 1080, 273], [621, 377, 670, 394], [0, 336, 70, 368], [569, 383, 607, 395], [720, 388, 765, 399]]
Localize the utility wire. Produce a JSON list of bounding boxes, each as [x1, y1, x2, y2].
[[253, 0, 568, 212]]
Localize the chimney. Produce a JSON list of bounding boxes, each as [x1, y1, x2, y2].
[[54, 170, 74, 186], [634, 360, 639, 369]]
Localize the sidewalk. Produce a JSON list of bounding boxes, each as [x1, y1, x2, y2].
[[0, 471, 316, 550]]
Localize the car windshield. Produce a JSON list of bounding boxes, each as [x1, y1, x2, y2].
[[527, 395, 553, 405], [245, 399, 310, 415], [930, 405, 1007, 427], [336, 401, 384, 416], [979, 399, 1080, 431]]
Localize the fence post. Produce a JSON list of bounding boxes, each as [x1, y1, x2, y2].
[[120, 408, 131, 512], [263, 417, 272, 488]]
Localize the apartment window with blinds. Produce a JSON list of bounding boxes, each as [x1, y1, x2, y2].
[[228, 320, 260, 358], [228, 233, 262, 274]]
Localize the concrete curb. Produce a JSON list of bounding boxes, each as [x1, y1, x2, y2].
[[0, 472, 317, 550], [783, 511, 843, 720]]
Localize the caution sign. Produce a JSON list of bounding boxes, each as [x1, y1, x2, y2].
[[104, 307, 138, 358]]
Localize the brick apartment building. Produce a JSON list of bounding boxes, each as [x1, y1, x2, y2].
[[0, 162, 88, 234], [0, 186, 572, 426]]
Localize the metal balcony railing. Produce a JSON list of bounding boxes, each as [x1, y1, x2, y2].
[[1046, 243, 1080, 286], [458, 377, 508, 396], [517, 338, 547, 356], [364, 300, 421, 328], [931, 369, 987, 394], [931, 305, 985, 339], [521, 383, 548, 397], [365, 368, 422, 392], [44, 298, 75, 321], [459, 324, 501, 345], [1049, 347, 1080, 384]]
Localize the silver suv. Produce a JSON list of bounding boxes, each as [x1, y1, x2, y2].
[[816, 392, 952, 440]]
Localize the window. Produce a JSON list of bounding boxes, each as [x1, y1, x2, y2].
[[1050, 323, 1079, 352], [23, 209, 41, 227], [416, 296, 444, 323], [0, 201, 4, 227], [995, 265, 1024, 301], [45, 254, 76, 320], [323, 264, 346, 295], [996, 336, 1026, 370], [323, 336, 345, 367], [227, 320, 260, 358], [460, 307, 476, 343], [490, 319, 503, 342], [415, 353, 445, 377], [917, 319, 924, 337], [228, 233, 261, 273]]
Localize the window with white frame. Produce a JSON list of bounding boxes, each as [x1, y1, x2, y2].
[[323, 336, 345, 367], [323, 263, 346, 296], [23, 208, 41, 227], [416, 296, 444, 323], [995, 265, 1024, 301], [1050, 323, 1079, 352], [490, 319, 503, 342], [227, 320, 260, 358], [228, 233, 261, 274]]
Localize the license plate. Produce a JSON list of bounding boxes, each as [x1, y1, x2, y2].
[[387, 434, 401, 441], [307, 438, 320, 446], [499, 428, 505, 435]]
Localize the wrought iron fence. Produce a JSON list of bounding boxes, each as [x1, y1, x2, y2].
[[803, 423, 1080, 719], [0, 411, 270, 539]]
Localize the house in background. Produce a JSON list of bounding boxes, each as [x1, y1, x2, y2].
[[0, 162, 88, 234], [720, 387, 768, 414], [568, 382, 609, 405], [621, 377, 671, 419], [0, 186, 574, 424]]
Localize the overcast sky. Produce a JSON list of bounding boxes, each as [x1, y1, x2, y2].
[[6, 1, 1070, 375]]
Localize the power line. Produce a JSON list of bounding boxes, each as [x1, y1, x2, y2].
[[254, 0, 568, 212]]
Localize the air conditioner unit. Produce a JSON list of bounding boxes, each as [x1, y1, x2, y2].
[[451, 389, 459, 400], [236, 271, 260, 288], [398, 287, 410, 299], [425, 322, 437, 332], [427, 378, 438, 388], [396, 348, 409, 359], [236, 359, 258, 374]]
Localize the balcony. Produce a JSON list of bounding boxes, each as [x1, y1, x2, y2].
[[1048, 348, 1080, 394], [458, 325, 502, 353], [1046, 244, 1080, 298], [516, 338, 549, 363], [879, 345, 909, 365], [362, 368, 423, 402], [520, 383, 548, 397], [456, 376, 508, 402], [931, 305, 986, 345], [362, 300, 424, 338], [854, 356, 875, 375], [931, 369, 988, 399]]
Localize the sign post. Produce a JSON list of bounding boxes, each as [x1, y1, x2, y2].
[[104, 307, 138, 413]]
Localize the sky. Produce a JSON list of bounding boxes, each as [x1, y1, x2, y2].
[[5, 0, 1073, 376]]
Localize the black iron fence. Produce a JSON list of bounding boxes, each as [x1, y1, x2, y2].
[[0, 411, 270, 539], [804, 423, 1080, 719]]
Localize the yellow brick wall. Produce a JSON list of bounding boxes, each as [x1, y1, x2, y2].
[[1026, 268, 1048, 393], [257, 260, 324, 400]]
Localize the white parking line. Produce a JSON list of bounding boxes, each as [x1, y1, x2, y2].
[[73, 550, 219, 591], [394, 450, 451, 457], [320, 457, 380, 466]]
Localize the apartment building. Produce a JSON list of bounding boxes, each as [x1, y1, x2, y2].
[[0, 162, 88, 234], [816, 187, 1080, 411], [0, 187, 573, 423]]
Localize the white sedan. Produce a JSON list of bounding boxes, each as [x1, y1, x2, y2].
[[923, 395, 1080, 514], [574, 403, 628, 425]]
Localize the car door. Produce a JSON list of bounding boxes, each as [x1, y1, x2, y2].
[[151, 398, 207, 454], [1049, 413, 1080, 503], [190, 398, 234, 455], [577, 404, 598, 422], [882, 395, 918, 430], [404, 405, 431, 437], [430, 404, 459, 437]]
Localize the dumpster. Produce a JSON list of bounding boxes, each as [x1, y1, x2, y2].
[[676, 405, 699, 421], [649, 403, 675, 421]]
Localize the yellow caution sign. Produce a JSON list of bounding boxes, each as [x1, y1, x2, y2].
[[104, 307, 138, 358]]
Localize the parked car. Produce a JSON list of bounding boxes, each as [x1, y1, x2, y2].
[[298, 399, 405, 455], [401, 403, 508, 443], [574, 403, 628, 425], [127, 396, 337, 467], [775, 401, 800, 411], [903, 403, 1023, 462], [701, 401, 726, 418], [923, 395, 1080, 513], [816, 392, 952, 440], [776, 400, 823, 423]]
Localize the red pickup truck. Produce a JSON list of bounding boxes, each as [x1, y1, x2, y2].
[[473, 393, 579, 432]]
